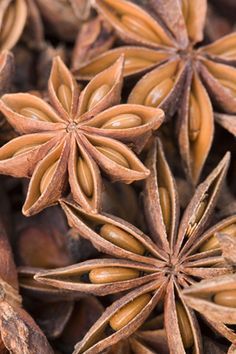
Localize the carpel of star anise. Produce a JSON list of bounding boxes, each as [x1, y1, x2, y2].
[[35, 138, 235, 353], [0, 217, 53, 353], [76, 0, 236, 185], [0, 55, 164, 216]]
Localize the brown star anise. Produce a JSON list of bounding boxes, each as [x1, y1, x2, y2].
[[75, 0, 236, 184], [0, 217, 53, 353], [0, 56, 164, 216], [35, 139, 235, 353], [0, 0, 27, 51]]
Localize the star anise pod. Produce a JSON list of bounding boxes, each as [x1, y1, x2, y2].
[[0, 56, 164, 216], [0, 217, 53, 353], [76, 0, 236, 184], [0, 0, 27, 51], [35, 139, 235, 353]]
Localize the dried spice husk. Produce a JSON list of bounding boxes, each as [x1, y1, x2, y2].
[[76, 0, 236, 184], [35, 138, 234, 353], [183, 274, 236, 327], [0, 0, 27, 51], [35, 0, 91, 41], [0, 55, 164, 216], [214, 112, 236, 136], [0, 218, 53, 353], [71, 15, 116, 71]]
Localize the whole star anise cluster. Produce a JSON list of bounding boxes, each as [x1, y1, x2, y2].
[[0, 1, 235, 354]]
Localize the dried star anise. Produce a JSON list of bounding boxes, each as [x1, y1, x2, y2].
[[0, 217, 53, 353], [0, 56, 164, 216], [35, 139, 235, 353], [76, 0, 236, 184]]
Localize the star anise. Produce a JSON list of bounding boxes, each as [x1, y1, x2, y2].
[[75, 0, 236, 184], [35, 139, 235, 353], [0, 0, 27, 51], [0, 56, 164, 216], [0, 217, 53, 353]]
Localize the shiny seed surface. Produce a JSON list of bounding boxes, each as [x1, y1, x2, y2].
[[109, 293, 151, 331], [214, 290, 236, 308], [219, 79, 236, 97], [96, 146, 129, 168], [20, 107, 51, 122], [121, 15, 160, 43], [40, 161, 58, 194], [159, 187, 171, 234], [176, 301, 194, 349], [1, 4, 15, 42], [100, 224, 145, 255], [87, 84, 110, 110], [101, 114, 142, 130], [57, 84, 72, 112], [77, 158, 93, 197], [89, 267, 139, 284], [188, 93, 201, 142], [145, 78, 174, 107], [200, 223, 236, 252]]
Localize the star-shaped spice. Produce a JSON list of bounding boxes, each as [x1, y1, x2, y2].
[[35, 139, 235, 354], [76, 0, 236, 184], [0, 0, 27, 51], [0, 56, 164, 216]]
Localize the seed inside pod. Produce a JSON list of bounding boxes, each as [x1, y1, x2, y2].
[[40, 161, 58, 194], [101, 114, 142, 130], [218, 79, 236, 97], [159, 187, 171, 234], [20, 107, 51, 122], [176, 301, 194, 349], [13, 144, 40, 157], [57, 84, 72, 112], [124, 57, 154, 73], [186, 194, 208, 237], [89, 267, 140, 284], [214, 290, 236, 308], [144, 78, 174, 107], [1, 4, 15, 42], [182, 0, 189, 21], [87, 84, 110, 110], [109, 293, 151, 331], [121, 15, 160, 43], [199, 223, 236, 252], [188, 93, 201, 142], [77, 157, 93, 197], [99, 224, 145, 255], [95, 146, 129, 168]]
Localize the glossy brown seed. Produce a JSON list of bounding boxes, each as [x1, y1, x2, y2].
[[188, 93, 201, 142], [1, 4, 15, 42], [13, 144, 40, 157], [96, 146, 129, 168], [100, 224, 145, 255], [40, 161, 58, 194], [77, 157, 94, 197], [57, 84, 72, 112], [20, 107, 51, 122], [89, 267, 140, 284], [109, 293, 151, 331], [182, 0, 189, 20], [214, 290, 236, 308], [199, 224, 236, 252], [87, 84, 110, 110], [144, 78, 174, 107], [121, 15, 160, 43], [159, 187, 171, 233], [101, 114, 142, 130], [176, 301, 194, 349]]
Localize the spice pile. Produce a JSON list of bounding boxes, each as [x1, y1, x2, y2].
[[0, 0, 235, 353]]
